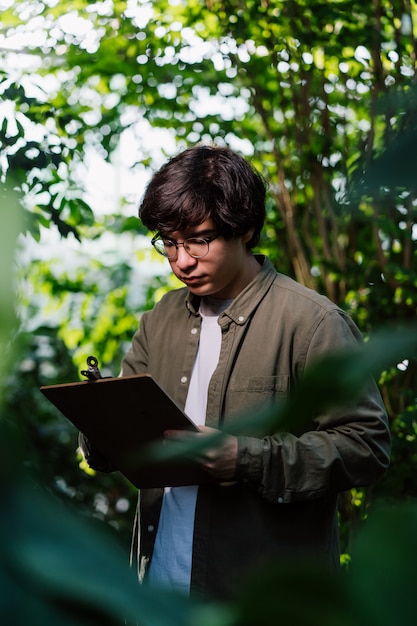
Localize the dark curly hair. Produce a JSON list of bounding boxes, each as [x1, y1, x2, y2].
[[139, 144, 266, 249]]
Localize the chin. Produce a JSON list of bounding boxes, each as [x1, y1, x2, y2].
[[188, 284, 216, 297], [189, 286, 210, 296]]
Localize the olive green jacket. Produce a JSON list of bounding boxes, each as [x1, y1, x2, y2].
[[84, 256, 390, 599]]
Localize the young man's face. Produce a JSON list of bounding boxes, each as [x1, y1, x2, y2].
[[165, 219, 257, 300]]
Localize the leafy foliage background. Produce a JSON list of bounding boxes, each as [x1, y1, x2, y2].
[[1, 0, 417, 622]]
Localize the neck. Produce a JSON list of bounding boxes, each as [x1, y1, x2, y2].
[[242, 253, 262, 286], [200, 295, 233, 317]]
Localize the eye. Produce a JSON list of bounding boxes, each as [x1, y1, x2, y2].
[[187, 238, 207, 246]]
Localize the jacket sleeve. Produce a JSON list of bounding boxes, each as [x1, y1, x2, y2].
[[121, 313, 150, 376], [235, 311, 391, 504]]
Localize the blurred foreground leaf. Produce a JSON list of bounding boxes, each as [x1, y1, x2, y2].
[[246, 327, 417, 436], [231, 500, 417, 626], [0, 460, 208, 626], [148, 326, 417, 464], [348, 502, 417, 626]]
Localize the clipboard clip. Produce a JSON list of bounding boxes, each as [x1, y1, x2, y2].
[[81, 355, 103, 381]]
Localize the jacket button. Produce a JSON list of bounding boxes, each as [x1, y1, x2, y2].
[[147, 525, 154, 532], [238, 315, 245, 322], [191, 327, 198, 335], [181, 376, 188, 384], [277, 497, 284, 504]]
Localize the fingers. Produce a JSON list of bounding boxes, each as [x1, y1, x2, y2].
[[163, 428, 195, 439], [164, 430, 218, 463], [162, 428, 238, 481]]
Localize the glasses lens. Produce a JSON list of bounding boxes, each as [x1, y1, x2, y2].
[[152, 236, 213, 259], [153, 238, 173, 258], [185, 238, 209, 258]]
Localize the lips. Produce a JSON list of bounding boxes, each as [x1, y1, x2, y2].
[[178, 274, 208, 288], [181, 276, 203, 284]]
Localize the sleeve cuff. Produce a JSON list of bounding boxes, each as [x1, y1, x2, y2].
[[236, 436, 265, 486]]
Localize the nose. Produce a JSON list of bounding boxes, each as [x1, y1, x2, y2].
[[172, 245, 198, 271]]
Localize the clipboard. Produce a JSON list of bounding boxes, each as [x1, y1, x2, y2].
[[40, 374, 213, 489]]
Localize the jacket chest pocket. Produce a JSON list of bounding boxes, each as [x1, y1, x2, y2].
[[225, 375, 289, 418]]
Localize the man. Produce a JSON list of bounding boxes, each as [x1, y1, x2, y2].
[[80, 144, 390, 599]]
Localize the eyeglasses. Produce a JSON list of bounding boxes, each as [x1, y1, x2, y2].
[[151, 233, 220, 259]]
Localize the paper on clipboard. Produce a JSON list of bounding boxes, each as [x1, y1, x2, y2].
[[40, 374, 213, 488]]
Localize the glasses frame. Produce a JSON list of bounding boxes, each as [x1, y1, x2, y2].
[[151, 233, 220, 259]]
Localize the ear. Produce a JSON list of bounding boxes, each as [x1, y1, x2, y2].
[[242, 228, 255, 244]]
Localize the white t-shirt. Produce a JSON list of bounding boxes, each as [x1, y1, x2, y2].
[[147, 296, 231, 594]]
